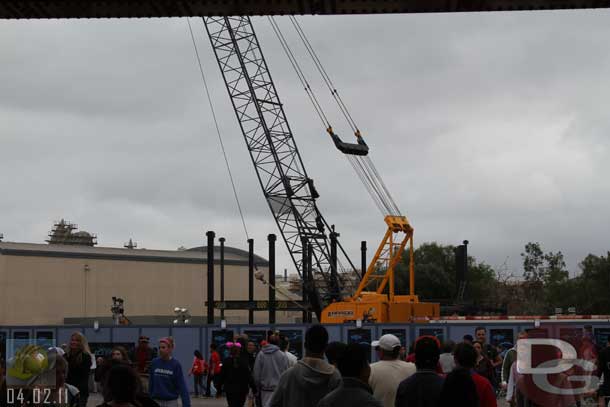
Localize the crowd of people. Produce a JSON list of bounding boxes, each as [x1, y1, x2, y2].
[[0, 326, 609, 407]]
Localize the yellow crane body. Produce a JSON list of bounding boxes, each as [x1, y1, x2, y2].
[[321, 215, 440, 323]]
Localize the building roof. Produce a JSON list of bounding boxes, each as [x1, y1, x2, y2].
[[0, 241, 268, 267], [187, 246, 268, 264]]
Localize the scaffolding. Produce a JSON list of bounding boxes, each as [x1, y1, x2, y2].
[[46, 219, 97, 246]]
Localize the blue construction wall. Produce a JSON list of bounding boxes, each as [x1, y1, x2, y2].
[[2, 320, 609, 392]]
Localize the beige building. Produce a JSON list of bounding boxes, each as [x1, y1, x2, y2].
[[0, 240, 294, 325]]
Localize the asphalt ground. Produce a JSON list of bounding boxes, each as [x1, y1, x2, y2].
[[88, 391, 512, 407], [88, 393, 229, 407]]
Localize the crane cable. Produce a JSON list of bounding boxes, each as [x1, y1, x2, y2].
[[269, 17, 398, 215], [288, 16, 359, 134], [268, 17, 401, 216], [268, 17, 330, 129], [187, 18, 251, 240], [289, 16, 400, 214], [287, 16, 402, 216]]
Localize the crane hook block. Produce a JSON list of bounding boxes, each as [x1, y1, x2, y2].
[[327, 128, 369, 156]]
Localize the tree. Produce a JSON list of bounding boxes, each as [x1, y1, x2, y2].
[[520, 243, 572, 313], [542, 251, 570, 309], [573, 252, 610, 314], [522, 242, 545, 282], [543, 251, 569, 286], [394, 242, 495, 306]]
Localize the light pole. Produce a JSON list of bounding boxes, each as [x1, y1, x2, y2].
[[83, 264, 90, 318], [173, 307, 190, 324]]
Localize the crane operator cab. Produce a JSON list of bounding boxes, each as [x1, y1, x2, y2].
[[327, 127, 369, 156]]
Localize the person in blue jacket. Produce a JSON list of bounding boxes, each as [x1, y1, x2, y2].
[[149, 337, 191, 407]]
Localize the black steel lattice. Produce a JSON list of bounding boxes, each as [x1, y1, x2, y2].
[[204, 16, 353, 316]]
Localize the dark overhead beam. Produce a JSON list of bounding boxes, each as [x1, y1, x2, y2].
[[0, 0, 609, 19]]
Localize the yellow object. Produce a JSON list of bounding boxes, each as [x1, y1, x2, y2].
[[7, 344, 49, 381], [321, 215, 439, 323]]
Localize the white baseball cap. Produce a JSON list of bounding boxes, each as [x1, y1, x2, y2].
[[371, 334, 401, 351]]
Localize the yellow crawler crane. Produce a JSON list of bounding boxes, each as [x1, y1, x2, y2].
[[259, 18, 439, 322], [320, 129, 440, 323]]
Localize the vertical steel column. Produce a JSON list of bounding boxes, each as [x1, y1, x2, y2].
[[248, 238, 254, 324], [361, 241, 367, 281], [307, 243, 314, 323], [463, 240, 469, 275], [302, 238, 308, 323], [329, 227, 339, 301], [219, 237, 226, 321], [206, 231, 215, 325], [268, 234, 276, 324]]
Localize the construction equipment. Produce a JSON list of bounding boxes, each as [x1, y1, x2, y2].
[[203, 16, 358, 320], [268, 17, 439, 322], [203, 16, 438, 322], [319, 129, 439, 322], [321, 214, 439, 323]]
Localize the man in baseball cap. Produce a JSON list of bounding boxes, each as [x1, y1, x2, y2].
[[368, 334, 416, 407]]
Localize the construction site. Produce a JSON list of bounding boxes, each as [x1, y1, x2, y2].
[[1, 1, 610, 330]]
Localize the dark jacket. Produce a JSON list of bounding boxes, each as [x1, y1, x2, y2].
[[240, 349, 256, 372], [474, 356, 497, 388], [219, 356, 255, 395], [247, 352, 256, 372], [96, 394, 160, 407], [597, 345, 610, 391], [96, 359, 131, 401], [1, 378, 7, 407], [395, 370, 444, 407], [317, 377, 383, 407], [65, 351, 92, 396]]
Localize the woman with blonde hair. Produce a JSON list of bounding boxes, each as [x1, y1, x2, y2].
[[65, 331, 93, 407]]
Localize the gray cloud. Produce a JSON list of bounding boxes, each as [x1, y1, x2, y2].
[[2, 11, 610, 284]]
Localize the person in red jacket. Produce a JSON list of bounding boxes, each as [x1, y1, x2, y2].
[[188, 350, 208, 398], [206, 344, 222, 398], [454, 342, 497, 407], [133, 336, 153, 392]]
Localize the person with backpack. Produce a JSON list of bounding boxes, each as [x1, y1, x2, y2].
[[187, 350, 207, 398]]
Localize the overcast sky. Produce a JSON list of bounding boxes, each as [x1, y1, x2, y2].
[[1, 11, 609, 280]]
